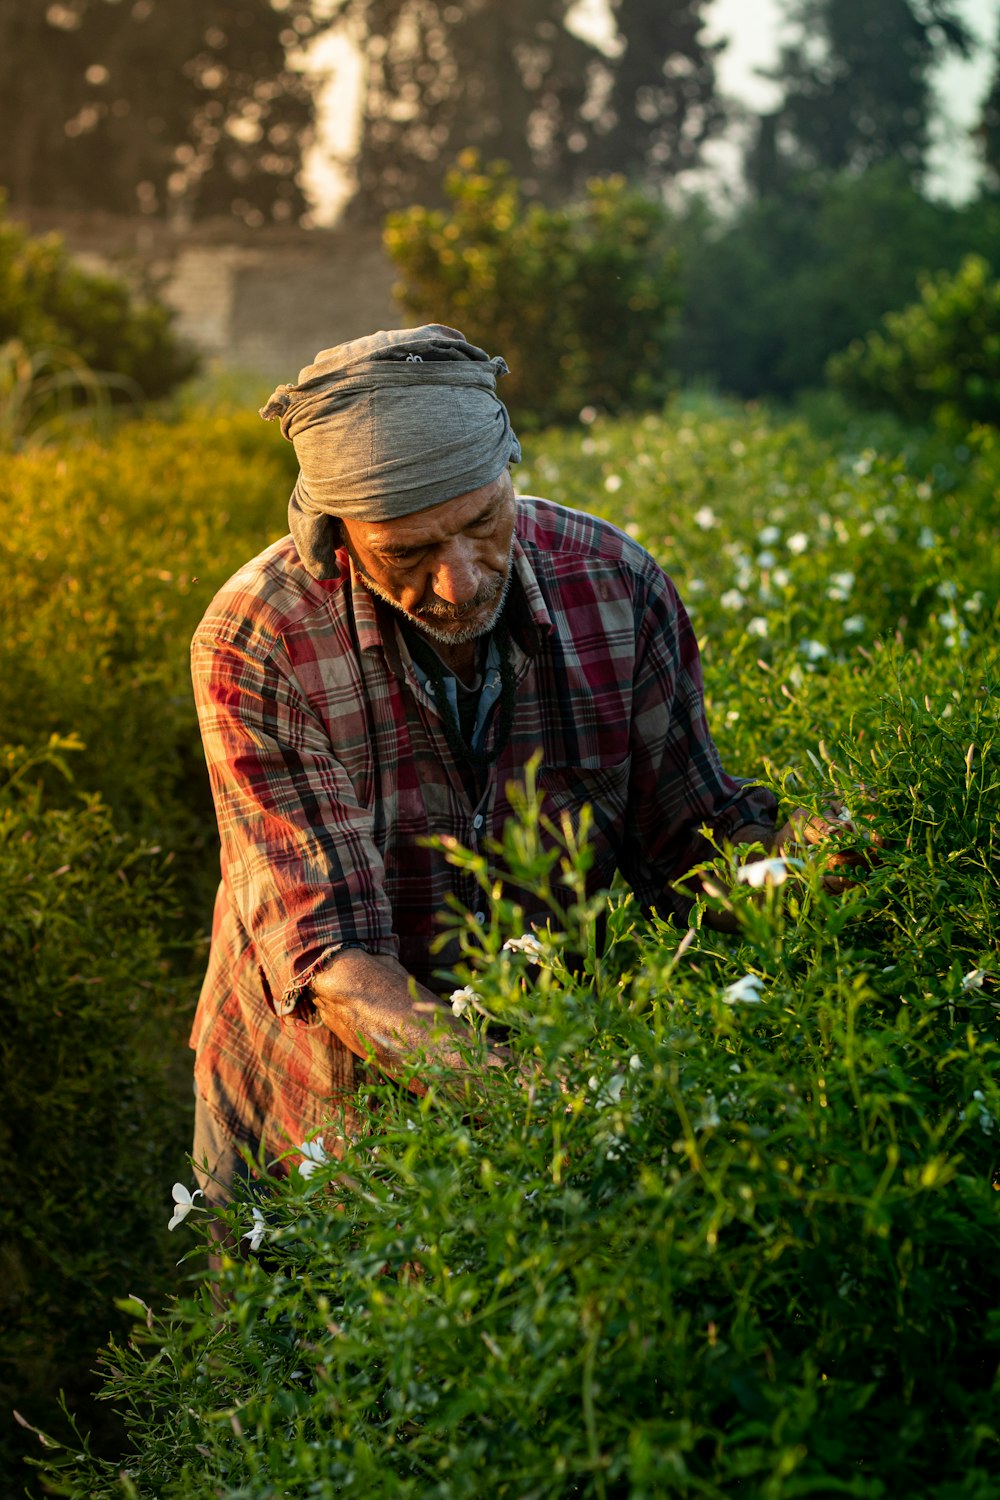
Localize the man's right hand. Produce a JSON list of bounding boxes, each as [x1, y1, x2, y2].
[[310, 948, 512, 1090]]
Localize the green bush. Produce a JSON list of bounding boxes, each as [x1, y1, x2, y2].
[[672, 167, 1000, 400], [828, 254, 1000, 429], [30, 648, 1000, 1497], [0, 739, 192, 1484], [0, 405, 295, 857], [0, 197, 198, 405], [384, 155, 681, 429]]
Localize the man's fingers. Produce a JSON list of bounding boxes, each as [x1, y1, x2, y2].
[[774, 804, 884, 891]]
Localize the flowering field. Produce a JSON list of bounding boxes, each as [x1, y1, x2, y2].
[[4, 398, 999, 1497]]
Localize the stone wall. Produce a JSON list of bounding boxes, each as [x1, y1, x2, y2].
[[19, 209, 401, 380]]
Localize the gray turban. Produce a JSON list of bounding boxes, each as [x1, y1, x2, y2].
[[260, 323, 520, 579]]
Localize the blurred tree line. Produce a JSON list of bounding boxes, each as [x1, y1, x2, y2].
[[0, 0, 998, 406]]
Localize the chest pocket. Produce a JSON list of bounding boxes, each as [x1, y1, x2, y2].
[[538, 756, 631, 888]]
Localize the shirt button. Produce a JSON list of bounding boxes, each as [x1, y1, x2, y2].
[[472, 813, 484, 830], [474, 911, 486, 925]]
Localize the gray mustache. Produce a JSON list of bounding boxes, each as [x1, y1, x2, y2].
[[416, 578, 502, 620]]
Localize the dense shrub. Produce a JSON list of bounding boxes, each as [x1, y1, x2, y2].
[[672, 167, 1000, 400], [0, 405, 295, 857], [828, 254, 1000, 429], [384, 154, 681, 429], [30, 644, 1000, 1497], [0, 197, 198, 403], [0, 740, 191, 1484]]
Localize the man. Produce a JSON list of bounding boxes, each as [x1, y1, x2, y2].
[[189, 324, 803, 1207]]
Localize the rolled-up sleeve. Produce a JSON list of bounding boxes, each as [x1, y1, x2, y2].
[[191, 617, 398, 1013]]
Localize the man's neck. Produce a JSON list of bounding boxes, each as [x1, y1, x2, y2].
[[419, 633, 482, 687]]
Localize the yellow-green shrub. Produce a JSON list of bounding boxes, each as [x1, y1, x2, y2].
[[384, 155, 680, 429]]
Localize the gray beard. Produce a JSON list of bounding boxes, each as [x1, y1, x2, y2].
[[353, 542, 515, 647]]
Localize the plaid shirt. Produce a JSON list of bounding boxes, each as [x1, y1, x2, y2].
[[190, 496, 776, 1164]]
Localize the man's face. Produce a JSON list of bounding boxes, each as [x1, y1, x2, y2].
[[340, 469, 517, 647]]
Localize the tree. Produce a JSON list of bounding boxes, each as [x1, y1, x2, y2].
[[0, 0, 321, 225], [582, 0, 724, 183], [975, 13, 1000, 193], [758, 0, 972, 184], [672, 165, 996, 398], [331, 0, 724, 223]]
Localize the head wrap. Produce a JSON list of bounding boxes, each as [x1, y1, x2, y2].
[[260, 324, 520, 579]]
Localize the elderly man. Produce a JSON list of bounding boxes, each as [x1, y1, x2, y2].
[[189, 323, 784, 1207]]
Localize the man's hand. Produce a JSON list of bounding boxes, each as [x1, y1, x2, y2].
[[771, 800, 882, 893], [310, 949, 512, 1092]]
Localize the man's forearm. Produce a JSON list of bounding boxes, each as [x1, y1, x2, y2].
[[309, 948, 506, 1086]]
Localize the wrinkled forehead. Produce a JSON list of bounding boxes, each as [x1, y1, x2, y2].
[[345, 470, 514, 553]]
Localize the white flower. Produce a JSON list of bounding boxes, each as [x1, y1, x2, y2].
[[694, 1094, 721, 1130], [917, 526, 936, 549], [800, 639, 829, 662], [168, 1183, 204, 1231], [964, 592, 985, 615], [450, 984, 481, 1018], [723, 974, 765, 1004], [756, 549, 777, 569], [746, 616, 769, 638], [961, 1090, 996, 1135], [937, 580, 958, 600], [961, 968, 987, 992], [786, 531, 809, 555], [735, 856, 801, 889], [629, 1054, 642, 1072], [298, 1136, 330, 1179], [945, 629, 970, 650], [772, 566, 791, 589], [604, 473, 623, 493], [720, 588, 745, 610], [826, 570, 855, 601], [242, 1207, 267, 1253], [503, 933, 545, 960], [938, 609, 959, 630], [843, 615, 866, 635], [588, 1073, 626, 1108], [758, 525, 781, 546], [693, 505, 717, 530]]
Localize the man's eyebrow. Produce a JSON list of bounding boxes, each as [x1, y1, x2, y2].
[[372, 501, 500, 558]]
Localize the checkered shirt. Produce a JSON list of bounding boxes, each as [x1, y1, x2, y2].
[[190, 496, 777, 1165]]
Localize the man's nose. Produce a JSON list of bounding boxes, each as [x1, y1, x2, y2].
[[431, 544, 479, 604]]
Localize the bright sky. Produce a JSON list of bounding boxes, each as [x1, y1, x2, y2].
[[301, 0, 1000, 221], [701, 0, 999, 202]]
